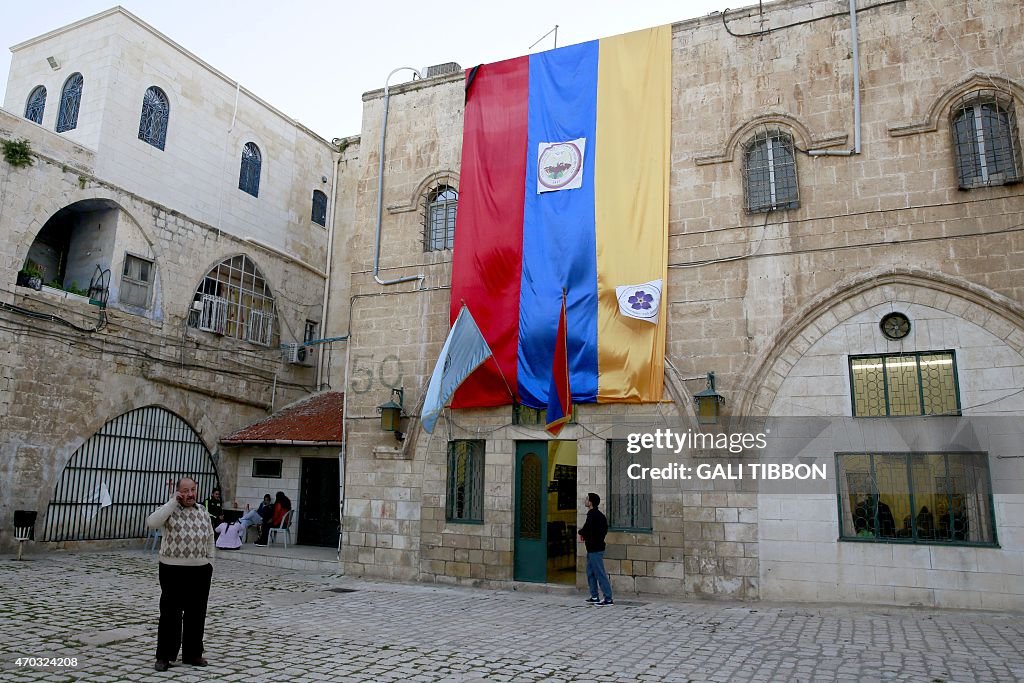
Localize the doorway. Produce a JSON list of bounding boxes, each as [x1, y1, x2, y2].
[[513, 441, 577, 583], [298, 457, 340, 547]]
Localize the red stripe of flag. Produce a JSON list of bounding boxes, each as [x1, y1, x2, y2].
[[545, 294, 572, 436]]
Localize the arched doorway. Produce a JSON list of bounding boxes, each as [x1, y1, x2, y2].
[[44, 406, 219, 541]]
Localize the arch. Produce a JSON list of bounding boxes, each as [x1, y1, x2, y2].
[[311, 189, 328, 226], [25, 85, 46, 124], [43, 405, 220, 541], [239, 141, 262, 197], [695, 113, 847, 165], [888, 73, 1024, 137], [56, 72, 84, 133], [138, 85, 170, 150], [187, 253, 278, 347], [736, 268, 1024, 417]]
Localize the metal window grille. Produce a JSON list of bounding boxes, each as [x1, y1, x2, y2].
[[951, 90, 1023, 189], [56, 73, 84, 133], [239, 142, 262, 197], [607, 440, 652, 531], [120, 254, 153, 308], [189, 255, 278, 347], [743, 129, 799, 213], [446, 440, 484, 522], [311, 190, 328, 226], [423, 184, 457, 251], [246, 309, 274, 346], [25, 85, 46, 124], [138, 86, 169, 150], [836, 452, 996, 545], [43, 406, 220, 541], [198, 295, 229, 334], [849, 351, 960, 417]]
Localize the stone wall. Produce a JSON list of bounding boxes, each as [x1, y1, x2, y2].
[[328, 0, 1024, 603], [0, 107, 325, 550]]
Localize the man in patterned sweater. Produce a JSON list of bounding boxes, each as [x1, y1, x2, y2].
[[146, 477, 216, 672]]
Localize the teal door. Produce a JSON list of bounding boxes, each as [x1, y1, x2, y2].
[[514, 441, 548, 582]]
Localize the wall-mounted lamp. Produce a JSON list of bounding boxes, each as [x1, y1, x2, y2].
[[377, 387, 405, 441], [46, 56, 60, 70], [693, 372, 725, 425]]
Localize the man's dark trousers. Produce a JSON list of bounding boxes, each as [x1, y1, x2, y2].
[[157, 562, 212, 662]]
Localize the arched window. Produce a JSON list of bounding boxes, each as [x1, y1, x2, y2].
[[424, 185, 457, 251], [238, 142, 262, 197], [138, 86, 170, 150], [311, 190, 328, 226], [56, 72, 84, 133], [25, 86, 46, 124], [743, 129, 799, 213], [187, 254, 277, 346], [951, 90, 1023, 189]]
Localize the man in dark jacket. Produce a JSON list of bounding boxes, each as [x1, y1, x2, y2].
[[578, 492, 613, 605]]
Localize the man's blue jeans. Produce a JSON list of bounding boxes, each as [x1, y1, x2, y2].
[[586, 551, 612, 600]]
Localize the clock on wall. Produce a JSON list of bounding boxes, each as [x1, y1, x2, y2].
[[880, 312, 911, 340]]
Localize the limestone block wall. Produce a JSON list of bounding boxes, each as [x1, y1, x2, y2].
[[0, 108, 325, 550], [4, 7, 337, 261], [329, 0, 1023, 602], [762, 287, 1024, 608]]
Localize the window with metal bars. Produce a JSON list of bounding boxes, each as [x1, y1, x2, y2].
[[743, 129, 799, 213], [446, 440, 484, 523], [423, 184, 457, 251], [239, 142, 262, 197], [836, 452, 996, 546], [950, 90, 1023, 189], [187, 254, 277, 347], [849, 351, 960, 417], [311, 189, 328, 226], [138, 86, 169, 150], [607, 440, 652, 531], [25, 85, 46, 124], [56, 72, 84, 133]]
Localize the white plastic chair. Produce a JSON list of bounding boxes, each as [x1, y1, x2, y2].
[[13, 510, 37, 561], [268, 509, 295, 548], [144, 528, 162, 554]]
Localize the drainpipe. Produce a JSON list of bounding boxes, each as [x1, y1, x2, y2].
[[808, 0, 862, 157], [317, 145, 344, 390], [373, 67, 426, 287]]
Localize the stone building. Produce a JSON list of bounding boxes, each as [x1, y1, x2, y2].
[[0, 8, 344, 549], [331, 0, 1024, 610]]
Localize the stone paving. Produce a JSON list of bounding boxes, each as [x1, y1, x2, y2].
[[0, 550, 1022, 682]]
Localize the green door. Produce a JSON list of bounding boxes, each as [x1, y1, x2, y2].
[[514, 441, 548, 582]]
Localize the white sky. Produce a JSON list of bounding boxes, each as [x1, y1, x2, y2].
[[0, 0, 731, 140]]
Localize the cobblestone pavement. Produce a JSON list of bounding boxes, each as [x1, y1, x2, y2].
[[0, 550, 1022, 682]]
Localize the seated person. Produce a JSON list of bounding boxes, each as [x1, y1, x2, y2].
[[255, 492, 292, 547], [853, 494, 896, 538], [204, 487, 224, 528], [214, 519, 244, 550], [239, 494, 273, 531]]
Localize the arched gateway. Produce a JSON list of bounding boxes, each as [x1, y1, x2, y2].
[[44, 406, 219, 541]]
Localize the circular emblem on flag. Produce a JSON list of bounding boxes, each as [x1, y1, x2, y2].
[[538, 142, 583, 190], [616, 282, 661, 321]]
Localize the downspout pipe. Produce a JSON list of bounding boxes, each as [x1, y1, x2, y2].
[[808, 0, 862, 157], [373, 67, 426, 287], [317, 146, 343, 390]]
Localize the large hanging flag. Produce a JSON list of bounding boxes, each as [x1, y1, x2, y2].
[[545, 294, 572, 436], [450, 26, 670, 409], [421, 306, 495, 433]]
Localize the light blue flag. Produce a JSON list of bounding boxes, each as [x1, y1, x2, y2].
[[421, 306, 494, 433]]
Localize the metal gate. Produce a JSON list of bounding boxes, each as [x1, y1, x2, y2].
[[44, 406, 219, 541]]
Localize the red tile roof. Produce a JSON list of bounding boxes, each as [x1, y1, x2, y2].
[[221, 391, 343, 445]]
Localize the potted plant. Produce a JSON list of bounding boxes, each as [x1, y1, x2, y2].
[[16, 260, 44, 290]]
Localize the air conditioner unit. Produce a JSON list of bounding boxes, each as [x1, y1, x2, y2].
[[423, 62, 461, 78], [285, 342, 315, 367]]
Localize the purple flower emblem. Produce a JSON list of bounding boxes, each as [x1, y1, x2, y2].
[[627, 290, 653, 311]]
